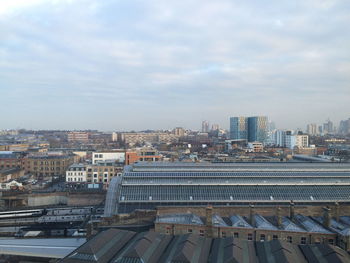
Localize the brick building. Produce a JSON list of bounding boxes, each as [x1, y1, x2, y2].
[[125, 147, 162, 165], [24, 153, 75, 179]]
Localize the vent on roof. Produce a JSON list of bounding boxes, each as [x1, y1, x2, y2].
[[230, 196, 233, 200], [310, 196, 314, 200], [190, 196, 193, 200], [270, 196, 274, 200], [149, 196, 152, 200]]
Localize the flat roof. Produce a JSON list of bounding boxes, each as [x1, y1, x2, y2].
[[0, 238, 85, 259]]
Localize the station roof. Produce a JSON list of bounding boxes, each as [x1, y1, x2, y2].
[[0, 238, 85, 259], [156, 213, 203, 225], [118, 185, 350, 202], [61, 229, 350, 263]]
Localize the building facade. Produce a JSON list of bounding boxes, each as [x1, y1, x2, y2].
[[24, 153, 75, 179], [230, 116, 268, 143], [66, 164, 87, 183], [67, 131, 89, 142], [248, 116, 268, 143], [125, 147, 162, 165], [92, 151, 125, 164], [121, 132, 179, 145], [230, 117, 248, 140]]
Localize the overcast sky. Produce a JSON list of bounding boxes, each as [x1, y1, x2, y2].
[[0, 0, 349, 131]]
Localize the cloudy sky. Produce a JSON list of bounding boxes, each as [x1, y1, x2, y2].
[[0, 0, 349, 131]]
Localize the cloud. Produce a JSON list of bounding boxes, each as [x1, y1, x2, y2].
[[0, 0, 349, 130]]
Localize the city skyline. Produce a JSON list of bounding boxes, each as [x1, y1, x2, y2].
[[1, 0, 349, 130]]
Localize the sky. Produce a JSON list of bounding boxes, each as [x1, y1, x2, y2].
[[0, 0, 349, 131]]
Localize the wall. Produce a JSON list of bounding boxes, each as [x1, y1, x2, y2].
[[157, 203, 349, 218], [28, 194, 68, 207]]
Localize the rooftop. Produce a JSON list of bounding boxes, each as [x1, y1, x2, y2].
[[61, 229, 350, 263]]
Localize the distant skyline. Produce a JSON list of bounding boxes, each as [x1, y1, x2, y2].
[[1, 0, 349, 131]]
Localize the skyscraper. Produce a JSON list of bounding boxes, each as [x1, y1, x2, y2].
[[306, 123, 317, 135], [248, 116, 268, 143], [230, 117, 248, 140], [230, 116, 268, 143], [201, 120, 209, 133], [323, 119, 334, 134]]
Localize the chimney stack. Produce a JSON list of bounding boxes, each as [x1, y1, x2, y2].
[[249, 204, 255, 226], [276, 206, 282, 227], [206, 205, 213, 238], [323, 207, 331, 228], [289, 201, 295, 220], [335, 202, 340, 221]]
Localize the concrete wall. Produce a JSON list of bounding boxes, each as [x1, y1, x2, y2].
[[28, 195, 68, 207], [67, 192, 105, 206]]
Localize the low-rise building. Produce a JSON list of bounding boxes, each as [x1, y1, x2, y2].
[[0, 168, 25, 183], [87, 161, 122, 187], [155, 207, 341, 248], [121, 132, 179, 146], [125, 147, 162, 165], [92, 151, 125, 164], [247, 142, 264, 152], [24, 152, 75, 179], [67, 131, 89, 142], [0, 151, 24, 169], [66, 164, 87, 183]]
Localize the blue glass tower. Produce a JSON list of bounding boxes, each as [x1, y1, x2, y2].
[[248, 116, 268, 143], [230, 117, 248, 140]]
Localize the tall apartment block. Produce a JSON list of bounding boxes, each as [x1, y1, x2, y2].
[[230, 116, 268, 143], [229, 117, 248, 140]]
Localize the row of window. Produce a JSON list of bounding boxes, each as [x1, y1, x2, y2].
[[66, 177, 84, 182], [33, 167, 61, 171], [32, 161, 63, 165], [183, 229, 334, 245], [67, 172, 84, 176]]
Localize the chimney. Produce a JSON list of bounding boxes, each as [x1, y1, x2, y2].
[[249, 204, 255, 226], [206, 205, 213, 238], [323, 207, 331, 228], [289, 201, 295, 220], [276, 206, 282, 227], [335, 202, 340, 221]]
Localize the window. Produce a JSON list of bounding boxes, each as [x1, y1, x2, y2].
[[301, 237, 306, 244], [273, 235, 278, 240], [248, 233, 253, 241], [199, 230, 204, 236], [328, 239, 334, 245], [188, 229, 192, 233], [222, 232, 226, 238], [260, 234, 266, 242], [287, 236, 292, 243], [234, 232, 239, 238]]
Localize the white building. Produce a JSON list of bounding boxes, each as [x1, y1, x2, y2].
[[286, 133, 309, 149], [271, 130, 286, 147], [247, 142, 264, 152], [306, 124, 318, 135], [295, 134, 309, 148], [92, 151, 125, 164], [66, 164, 87, 183]]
